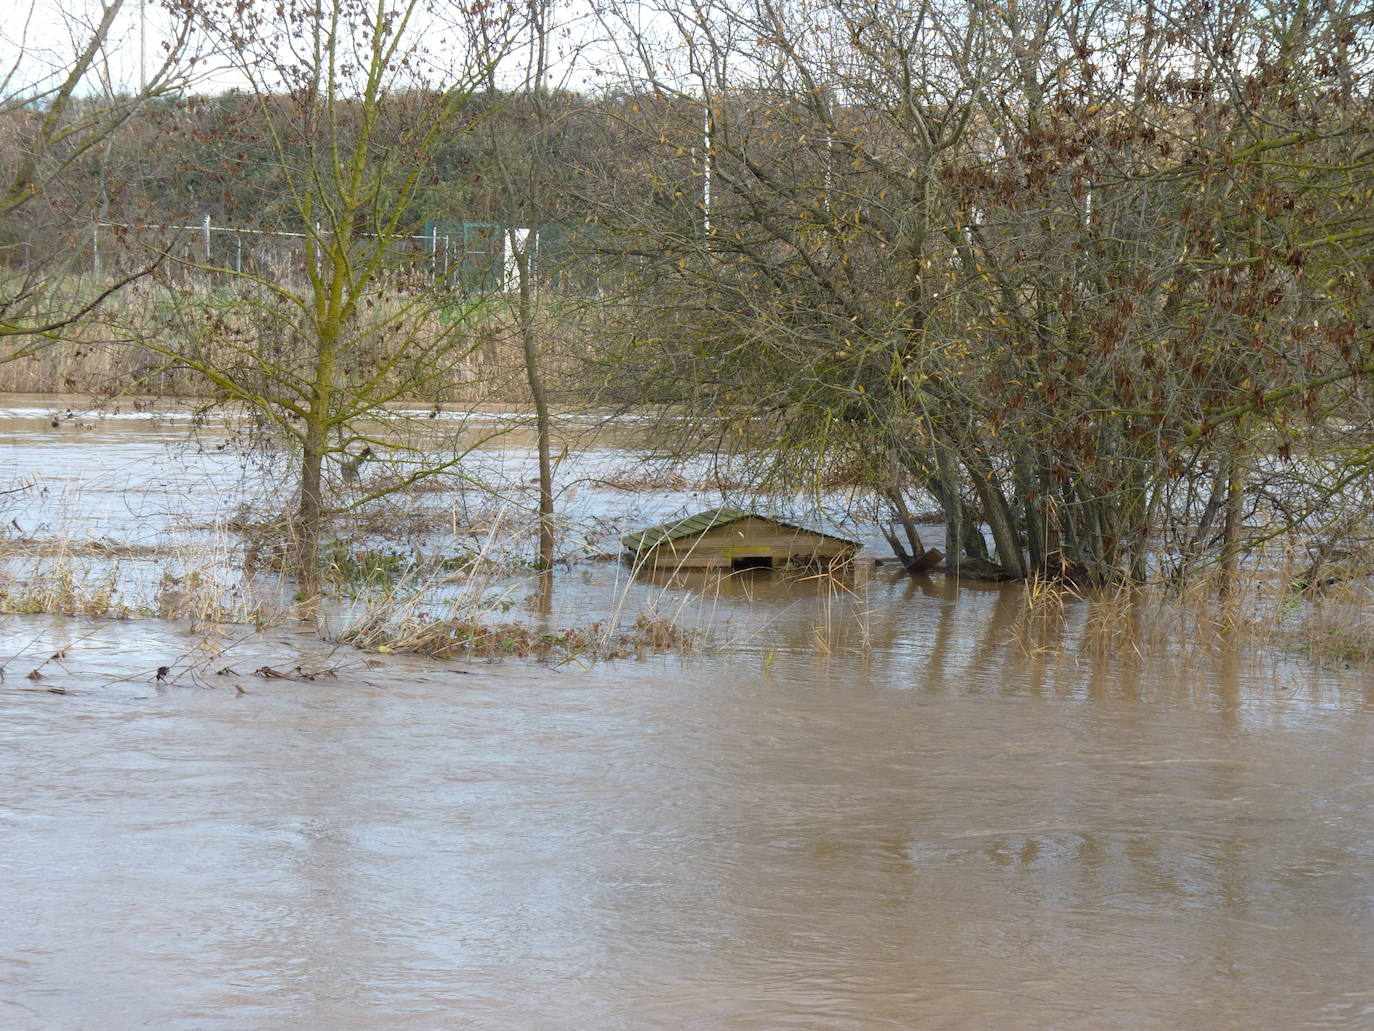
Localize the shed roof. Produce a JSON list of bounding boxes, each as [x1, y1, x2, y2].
[[621, 507, 860, 553]]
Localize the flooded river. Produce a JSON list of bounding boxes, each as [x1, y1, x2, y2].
[[3, 398, 1374, 1029]]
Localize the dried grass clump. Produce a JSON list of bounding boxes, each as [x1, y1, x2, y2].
[[1289, 580, 1374, 664], [0, 561, 129, 617], [330, 504, 699, 663], [1007, 572, 1081, 658], [1006, 539, 1374, 671], [0, 537, 160, 560], [0, 519, 292, 630], [152, 565, 285, 632], [340, 610, 695, 662]]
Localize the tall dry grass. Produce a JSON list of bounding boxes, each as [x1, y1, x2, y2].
[[1008, 539, 1374, 670], [2, 273, 592, 404]]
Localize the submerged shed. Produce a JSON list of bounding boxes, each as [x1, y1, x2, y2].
[[622, 507, 860, 570]]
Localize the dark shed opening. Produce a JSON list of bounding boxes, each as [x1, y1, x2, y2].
[[731, 555, 774, 571]]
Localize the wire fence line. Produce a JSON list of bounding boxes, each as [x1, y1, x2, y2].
[[76, 216, 583, 293]]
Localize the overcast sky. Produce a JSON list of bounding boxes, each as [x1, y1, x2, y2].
[[0, 0, 651, 100]]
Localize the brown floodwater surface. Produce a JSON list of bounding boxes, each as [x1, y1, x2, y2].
[[2, 606, 1373, 1031], [3, 398, 1374, 1029]]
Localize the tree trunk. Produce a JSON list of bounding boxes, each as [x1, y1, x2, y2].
[[294, 439, 325, 598], [1079, 488, 1112, 582], [1128, 473, 1158, 583], [526, 329, 555, 572], [516, 242, 555, 572], [931, 443, 990, 563], [968, 457, 1027, 579], [296, 313, 336, 599], [884, 486, 925, 558], [1219, 447, 1245, 597], [1015, 450, 1045, 573]]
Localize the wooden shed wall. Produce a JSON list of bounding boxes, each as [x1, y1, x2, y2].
[[636, 517, 857, 569]]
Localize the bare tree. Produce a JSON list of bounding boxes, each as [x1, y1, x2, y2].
[[0, 0, 195, 363], [472, 0, 601, 575], [140, 0, 519, 592]]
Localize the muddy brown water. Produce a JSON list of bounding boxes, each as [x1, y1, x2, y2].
[[3, 399, 1374, 1029]]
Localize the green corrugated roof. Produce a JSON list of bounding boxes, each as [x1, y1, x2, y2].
[[621, 507, 860, 553]]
